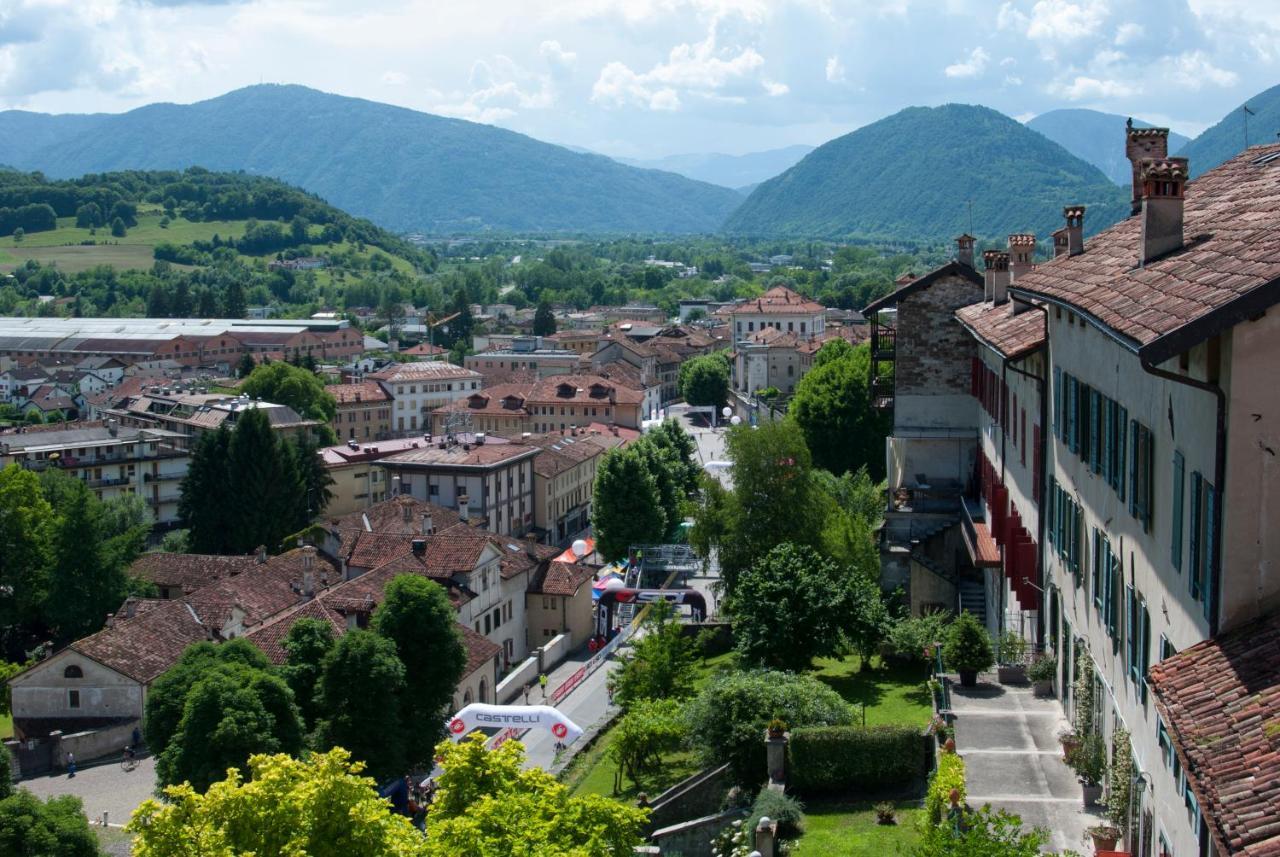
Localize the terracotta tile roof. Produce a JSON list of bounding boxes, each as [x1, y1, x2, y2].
[[590, 360, 652, 392], [527, 432, 606, 477], [955, 301, 1047, 359], [128, 552, 262, 596], [400, 343, 447, 357], [72, 599, 210, 683], [530, 374, 645, 406], [1011, 143, 1280, 361], [435, 383, 535, 417], [381, 438, 538, 468], [368, 361, 480, 383], [530, 561, 597, 596], [461, 625, 501, 676], [734, 285, 825, 315], [1149, 610, 1280, 857], [328, 495, 460, 540], [244, 598, 347, 665], [328, 381, 391, 404], [864, 261, 984, 314], [183, 548, 336, 631]]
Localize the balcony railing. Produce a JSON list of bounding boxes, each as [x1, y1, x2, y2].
[[872, 327, 896, 358], [872, 377, 895, 410]]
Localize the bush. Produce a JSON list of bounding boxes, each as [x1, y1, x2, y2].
[[747, 788, 805, 840], [1028, 655, 1057, 682], [996, 631, 1028, 665], [924, 751, 966, 825], [942, 611, 993, 674], [1067, 733, 1107, 787], [883, 612, 951, 665], [0, 791, 100, 856], [787, 725, 927, 795]]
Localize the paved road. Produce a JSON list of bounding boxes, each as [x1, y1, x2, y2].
[[951, 676, 1103, 853], [521, 648, 622, 771], [22, 755, 157, 828]]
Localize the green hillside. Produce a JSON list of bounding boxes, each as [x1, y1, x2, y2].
[[0, 85, 743, 235], [1028, 109, 1190, 185], [1177, 83, 1280, 177], [723, 104, 1131, 241]]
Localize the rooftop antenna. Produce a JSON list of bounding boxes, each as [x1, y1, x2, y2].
[[1244, 104, 1255, 149], [967, 199, 974, 235]]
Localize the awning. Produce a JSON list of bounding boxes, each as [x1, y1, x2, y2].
[[962, 501, 1001, 568]]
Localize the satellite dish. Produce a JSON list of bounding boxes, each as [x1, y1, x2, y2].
[[572, 539, 589, 558]]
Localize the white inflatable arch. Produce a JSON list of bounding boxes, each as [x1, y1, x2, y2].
[[446, 703, 584, 743]]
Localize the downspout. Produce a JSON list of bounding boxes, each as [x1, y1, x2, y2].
[[1138, 355, 1226, 637]]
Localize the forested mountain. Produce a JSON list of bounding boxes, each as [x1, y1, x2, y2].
[[616, 145, 815, 190], [0, 85, 742, 235], [1027, 110, 1190, 185], [724, 104, 1130, 241], [1178, 83, 1280, 177]]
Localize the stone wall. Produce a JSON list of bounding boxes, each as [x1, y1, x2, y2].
[[643, 763, 733, 834], [650, 808, 746, 857], [894, 274, 983, 399]]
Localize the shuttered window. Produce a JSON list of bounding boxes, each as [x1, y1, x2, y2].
[[1171, 451, 1185, 573]]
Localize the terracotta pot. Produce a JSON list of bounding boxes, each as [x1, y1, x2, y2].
[[1060, 736, 1081, 760], [1033, 679, 1053, 697], [1090, 830, 1119, 851], [958, 669, 978, 687]]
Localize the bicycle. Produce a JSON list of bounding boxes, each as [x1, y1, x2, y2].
[[120, 752, 139, 773]]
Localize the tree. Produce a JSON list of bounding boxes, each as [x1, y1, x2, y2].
[[236, 351, 256, 379], [372, 575, 467, 766], [446, 287, 473, 347], [645, 418, 701, 494], [227, 408, 306, 553], [630, 438, 683, 540], [74, 203, 102, 228], [679, 352, 730, 408], [0, 791, 100, 857], [240, 361, 337, 424], [611, 602, 697, 709], [729, 543, 885, 672], [532, 299, 556, 336], [426, 733, 646, 857], [156, 664, 305, 792], [281, 618, 335, 732], [222, 281, 247, 318], [943, 611, 994, 678], [129, 750, 428, 857], [313, 629, 408, 782], [609, 698, 685, 786], [591, 447, 667, 561], [178, 426, 236, 554], [110, 217, 127, 238], [914, 805, 1051, 856], [292, 438, 335, 524], [790, 341, 891, 479], [11, 228, 22, 244], [0, 465, 54, 656]]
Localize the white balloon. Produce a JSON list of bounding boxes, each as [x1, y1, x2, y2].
[[572, 539, 589, 558], [730, 415, 742, 425], [722, 406, 732, 418]]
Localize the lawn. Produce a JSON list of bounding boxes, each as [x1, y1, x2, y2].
[[809, 655, 933, 728], [791, 799, 923, 857], [0, 712, 11, 739]]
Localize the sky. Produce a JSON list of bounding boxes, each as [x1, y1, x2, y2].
[[0, 0, 1276, 159]]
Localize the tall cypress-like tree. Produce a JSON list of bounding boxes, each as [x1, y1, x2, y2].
[[43, 478, 129, 644], [227, 408, 304, 554], [532, 299, 556, 336], [222, 281, 247, 319], [179, 426, 236, 554], [291, 438, 335, 528]]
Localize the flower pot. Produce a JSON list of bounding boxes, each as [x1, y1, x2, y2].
[[1060, 735, 1081, 760], [1033, 679, 1053, 698], [1081, 783, 1103, 807], [1090, 830, 1120, 851], [958, 669, 978, 687], [997, 664, 1027, 684]]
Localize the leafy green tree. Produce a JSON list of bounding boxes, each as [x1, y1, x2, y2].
[[313, 629, 407, 782], [532, 299, 556, 336], [611, 602, 697, 709], [915, 805, 1051, 856], [446, 287, 473, 347], [11, 228, 22, 244], [631, 437, 683, 540], [281, 618, 335, 732], [426, 733, 646, 856], [609, 698, 685, 786], [644, 418, 701, 494], [178, 426, 236, 554], [591, 447, 667, 561], [129, 749, 429, 857], [240, 361, 337, 424], [0, 465, 54, 655], [791, 341, 891, 479], [292, 438, 335, 523], [156, 664, 305, 792], [110, 217, 126, 238], [372, 575, 466, 765], [75, 203, 102, 228], [679, 352, 730, 408], [729, 543, 885, 672], [227, 408, 306, 553], [223, 281, 247, 318], [0, 737, 10, 799], [0, 791, 100, 857], [236, 351, 257, 378]]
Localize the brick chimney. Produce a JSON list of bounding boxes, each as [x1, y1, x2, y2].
[[1139, 157, 1189, 265], [1064, 206, 1085, 257], [458, 494, 470, 521], [955, 234, 976, 269], [1125, 120, 1170, 215], [421, 511, 434, 536], [1008, 234, 1036, 283], [983, 250, 1010, 304]]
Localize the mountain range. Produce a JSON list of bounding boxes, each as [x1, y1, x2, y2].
[[0, 85, 742, 235], [724, 104, 1131, 241], [614, 145, 815, 192], [1026, 110, 1191, 185], [1178, 83, 1280, 177]]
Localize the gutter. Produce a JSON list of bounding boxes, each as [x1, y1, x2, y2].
[[1009, 287, 1142, 355], [1138, 354, 1226, 637]]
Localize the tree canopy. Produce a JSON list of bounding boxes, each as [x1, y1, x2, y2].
[[312, 629, 408, 782], [532, 299, 556, 336], [281, 618, 335, 732], [0, 791, 100, 857], [240, 361, 338, 426], [678, 352, 730, 408], [591, 446, 667, 561], [790, 341, 890, 480]]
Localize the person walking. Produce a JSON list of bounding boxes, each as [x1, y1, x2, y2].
[[66, 752, 76, 779], [523, 684, 531, 705], [539, 673, 548, 699]]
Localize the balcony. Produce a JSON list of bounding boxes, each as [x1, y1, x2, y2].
[[872, 377, 895, 410], [86, 476, 133, 489], [872, 327, 896, 359]]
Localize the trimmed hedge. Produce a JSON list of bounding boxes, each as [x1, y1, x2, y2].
[[924, 751, 966, 825], [787, 725, 928, 795]]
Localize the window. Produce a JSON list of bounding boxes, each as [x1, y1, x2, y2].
[[1189, 472, 1215, 618], [63, 665, 83, 679], [1130, 420, 1154, 531], [1171, 451, 1185, 572], [1052, 366, 1063, 437], [1092, 529, 1106, 611], [68, 690, 80, 709]]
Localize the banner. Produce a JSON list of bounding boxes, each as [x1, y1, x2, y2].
[[445, 704, 583, 744]]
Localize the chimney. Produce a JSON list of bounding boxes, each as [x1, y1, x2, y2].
[[411, 538, 427, 556], [458, 494, 470, 521], [421, 511, 434, 536], [1125, 120, 1170, 215], [401, 495, 412, 522], [256, 544, 268, 564], [107, 418, 118, 437], [1063, 206, 1085, 257], [955, 234, 976, 269], [1008, 234, 1036, 284], [1052, 228, 1069, 259], [392, 473, 402, 496], [301, 545, 315, 571], [1139, 157, 1189, 265], [983, 250, 1010, 304]]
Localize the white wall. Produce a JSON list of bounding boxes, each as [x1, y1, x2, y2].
[[9, 650, 142, 726]]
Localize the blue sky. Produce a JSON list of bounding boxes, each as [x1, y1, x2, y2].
[[1, 0, 1275, 158]]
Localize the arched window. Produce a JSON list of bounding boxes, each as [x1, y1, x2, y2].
[[63, 665, 83, 679], [463, 689, 473, 706], [479, 678, 488, 704]]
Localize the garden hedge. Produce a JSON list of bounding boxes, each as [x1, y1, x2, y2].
[[787, 725, 929, 795]]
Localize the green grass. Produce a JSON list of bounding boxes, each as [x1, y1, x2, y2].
[[809, 655, 933, 728], [94, 826, 134, 857], [0, 712, 11, 739], [7, 213, 248, 249], [791, 799, 923, 857]]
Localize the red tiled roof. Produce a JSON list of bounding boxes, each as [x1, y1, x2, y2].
[[460, 625, 501, 676], [734, 285, 825, 316], [329, 381, 390, 404], [530, 374, 645, 406], [368, 362, 479, 383], [531, 561, 597, 596], [1012, 143, 1280, 360], [435, 383, 534, 417], [72, 600, 209, 683], [955, 301, 1047, 359], [1149, 610, 1280, 857], [128, 553, 261, 596]]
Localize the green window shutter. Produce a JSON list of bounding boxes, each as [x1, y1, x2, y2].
[[1189, 471, 1203, 600], [1129, 419, 1139, 518], [1110, 550, 1122, 648], [1089, 389, 1102, 473], [1102, 399, 1113, 486], [1143, 427, 1155, 533], [1047, 476, 1057, 548], [1140, 599, 1151, 703], [1092, 528, 1103, 609], [1171, 451, 1185, 572], [1126, 585, 1136, 681], [1204, 482, 1216, 623], [1053, 366, 1062, 438], [1117, 407, 1128, 502]]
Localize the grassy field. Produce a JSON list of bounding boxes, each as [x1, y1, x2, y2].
[[791, 799, 923, 856], [809, 655, 933, 728], [1, 712, 11, 739]]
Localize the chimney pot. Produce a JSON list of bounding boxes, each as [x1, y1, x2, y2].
[[1125, 120, 1171, 216], [955, 234, 976, 269], [411, 538, 427, 556], [458, 495, 470, 521], [421, 511, 433, 536], [1139, 157, 1189, 265], [256, 545, 268, 564], [983, 251, 1011, 304], [1007, 234, 1036, 285]]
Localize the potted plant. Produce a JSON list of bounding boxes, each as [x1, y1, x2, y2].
[[1058, 728, 1081, 760], [996, 631, 1029, 683], [1068, 734, 1107, 806], [767, 718, 788, 739], [1085, 823, 1122, 851], [1029, 655, 1057, 697], [943, 611, 994, 687]]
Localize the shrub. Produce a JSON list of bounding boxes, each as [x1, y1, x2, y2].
[[883, 612, 951, 665], [1028, 655, 1057, 682], [609, 698, 686, 785], [875, 801, 896, 825], [747, 788, 805, 840], [1067, 733, 1107, 787], [942, 611, 993, 674], [996, 631, 1028, 665], [924, 751, 966, 825], [1106, 729, 1135, 833], [787, 725, 928, 795]]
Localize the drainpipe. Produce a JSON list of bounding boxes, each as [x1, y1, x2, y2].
[[1139, 355, 1227, 637], [1004, 342, 1048, 645]]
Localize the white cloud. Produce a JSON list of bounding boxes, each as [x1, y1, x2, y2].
[[944, 46, 989, 78], [1048, 74, 1141, 100], [1114, 22, 1143, 45], [1167, 50, 1238, 89], [1024, 0, 1108, 43], [825, 55, 846, 83], [433, 54, 557, 123], [539, 39, 577, 67], [381, 70, 408, 86]]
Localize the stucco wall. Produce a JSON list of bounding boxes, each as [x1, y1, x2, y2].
[[10, 650, 142, 725]]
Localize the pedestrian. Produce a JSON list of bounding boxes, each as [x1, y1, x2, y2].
[[132, 726, 142, 748], [539, 672, 548, 699], [587, 637, 599, 656], [523, 684, 531, 705], [66, 752, 76, 779]]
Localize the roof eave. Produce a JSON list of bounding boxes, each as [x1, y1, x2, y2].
[[1008, 286, 1144, 354], [863, 261, 981, 314], [1138, 275, 1280, 366]]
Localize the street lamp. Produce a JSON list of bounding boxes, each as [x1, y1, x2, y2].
[[730, 415, 741, 426]]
